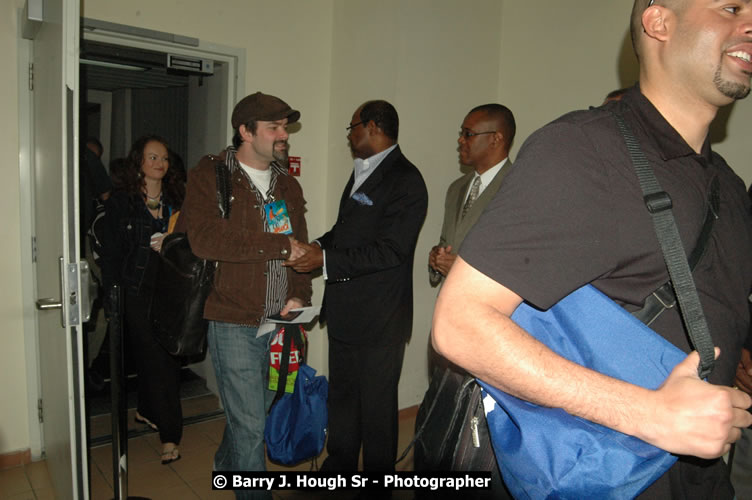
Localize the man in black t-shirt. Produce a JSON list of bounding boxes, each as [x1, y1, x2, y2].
[[432, 1, 752, 498]]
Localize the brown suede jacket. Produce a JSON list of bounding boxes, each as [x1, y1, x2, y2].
[[177, 149, 312, 325]]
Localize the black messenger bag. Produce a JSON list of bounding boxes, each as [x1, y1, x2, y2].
[[150, 161, 231, 357], [401, 357, 509, 499]]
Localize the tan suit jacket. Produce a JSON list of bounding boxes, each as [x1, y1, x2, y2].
[[429, 160, 512, 286]]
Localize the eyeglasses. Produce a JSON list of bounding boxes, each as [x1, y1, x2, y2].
[[459, 129, 497, 139], [346, 121, 365, 131]]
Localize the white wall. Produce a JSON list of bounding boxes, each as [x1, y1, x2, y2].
[[3, 0, 752, 458], [1, 0, 31, 457], [498, 2, 639, 158], [186, 63, 229, 170], [496, 1, 752, 184], [714, 91, 752, 186]]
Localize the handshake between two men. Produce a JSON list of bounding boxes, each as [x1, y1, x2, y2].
[[283, 237, 323, 274]]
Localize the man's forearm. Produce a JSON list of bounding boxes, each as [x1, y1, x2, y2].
[[432, 257, 752, 459], [433, 289, 646, 437]]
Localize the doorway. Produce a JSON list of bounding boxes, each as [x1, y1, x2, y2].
[[76, 27, 240, 446], [18, 11, 245, 496]]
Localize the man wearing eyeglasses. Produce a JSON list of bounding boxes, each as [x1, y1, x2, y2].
[[428, 104, 515, 286], [285, 100, 428, 474], [433, 0, 752, 498]]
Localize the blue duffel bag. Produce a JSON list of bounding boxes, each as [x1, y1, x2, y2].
[[265, 363, 328, 465], [478, 284, 686, 499]]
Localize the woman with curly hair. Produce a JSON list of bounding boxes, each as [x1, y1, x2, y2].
[[100, 134, 185, 464]]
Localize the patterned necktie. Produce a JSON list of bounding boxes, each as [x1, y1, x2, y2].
[[461, 176, 482, 219]]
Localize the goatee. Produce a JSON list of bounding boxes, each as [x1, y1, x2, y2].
[[273, 141, 289, 167], [714, 66, 751, 99]]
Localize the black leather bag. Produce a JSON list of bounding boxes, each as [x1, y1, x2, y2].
[[150, 162, 231, 357], [403, 357, 509, 499], [414, 364, 496, 471], [150, 233, 215, 356]]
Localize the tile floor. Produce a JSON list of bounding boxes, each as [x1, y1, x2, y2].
[[89, 394, 223, 443], [0, 407, 417, 500]]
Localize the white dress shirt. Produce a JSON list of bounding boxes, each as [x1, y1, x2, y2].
[[462, 157, 508, 206]]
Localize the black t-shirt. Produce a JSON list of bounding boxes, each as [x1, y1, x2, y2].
[[460, 85, 752, 499]]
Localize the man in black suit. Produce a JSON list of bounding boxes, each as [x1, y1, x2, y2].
[[286, 100, 428, 472]]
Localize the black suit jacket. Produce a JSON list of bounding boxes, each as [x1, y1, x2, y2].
[[318, 146, 428, 346]]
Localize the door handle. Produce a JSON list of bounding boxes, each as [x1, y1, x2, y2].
[[35, 257, 84, 327], [35, 257, 68, 327], [36, 298, 63, 310], [37, 299, 63, 311]]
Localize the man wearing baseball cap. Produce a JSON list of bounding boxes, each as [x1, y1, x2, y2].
[[179, 92, 311, 498]]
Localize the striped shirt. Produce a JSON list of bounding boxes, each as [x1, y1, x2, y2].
[[225, 147, 288, 331]]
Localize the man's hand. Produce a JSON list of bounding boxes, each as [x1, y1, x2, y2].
[[735, 348, 752, 395], [288, 237, 308, 261], [280, 297, 305, 316], [642, 348, 752, 459], [433, 257, 751, 461], [428, 245, 443, 271], [428, 245, 456, 276], [283, 240, 324, 272]]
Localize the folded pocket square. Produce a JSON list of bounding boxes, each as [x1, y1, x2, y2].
[[351, 192, 373, 206]]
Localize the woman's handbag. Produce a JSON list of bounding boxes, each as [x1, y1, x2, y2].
[[150, 233, 215, 356], [150, 162, 232, 356]]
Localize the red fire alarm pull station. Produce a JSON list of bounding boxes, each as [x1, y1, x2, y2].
[[288, 156, 301, 176]]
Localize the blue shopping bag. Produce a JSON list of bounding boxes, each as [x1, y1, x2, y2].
[[478, 284, 686, 499], [264, 363, 328, 465]]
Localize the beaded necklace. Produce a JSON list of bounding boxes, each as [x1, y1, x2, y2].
[[145, 192, 162, 210]]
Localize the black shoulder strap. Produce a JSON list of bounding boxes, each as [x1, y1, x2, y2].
[[214, 161, 232, 220], [269, 326, 306, 411], [613, 111, 715, 378], [632, 176, 719, 325]]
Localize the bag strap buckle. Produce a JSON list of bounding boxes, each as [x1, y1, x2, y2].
[[644, 192, 672, 214], [652, 285, 676, 310]]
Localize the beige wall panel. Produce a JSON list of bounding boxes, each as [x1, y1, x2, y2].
[[497, 1, 752, 187], [498, 2, 638, 157], [1, 0, 31, 455], [713, 97, 752, 187]]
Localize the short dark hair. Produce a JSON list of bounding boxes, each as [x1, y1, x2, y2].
[[108, 157, 128, 190], [85, 136, 103, 157], [606, 88, 629, 101], [468, 103, 516, 148], [169, 148, 187, 184], [359, 100, 399, 142], [630, 0, 686, 59], [232, 119, 258, 149]]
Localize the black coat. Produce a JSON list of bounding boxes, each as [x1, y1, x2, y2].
[[100, 190, 177, 295], [318, 146, 428, 345]]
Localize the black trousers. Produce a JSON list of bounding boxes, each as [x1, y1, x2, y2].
[[322, 336, 406, 472], [125, 291, 183, 445]]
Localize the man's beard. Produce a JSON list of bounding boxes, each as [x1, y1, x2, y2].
[[714, 66, 751, 99], [273, 140, 289, 166]]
